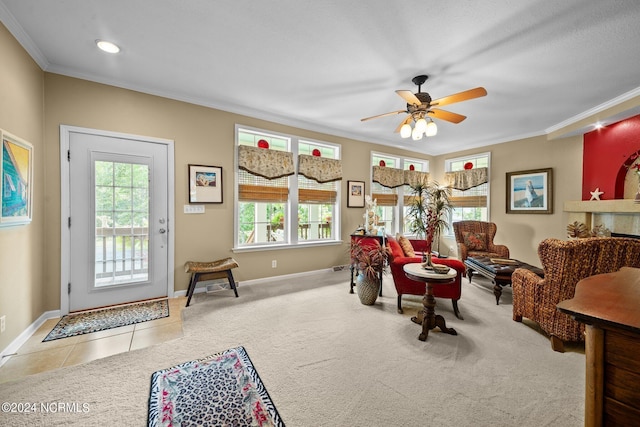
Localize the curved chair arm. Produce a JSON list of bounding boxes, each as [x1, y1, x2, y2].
[[488, 243, 510, 259]]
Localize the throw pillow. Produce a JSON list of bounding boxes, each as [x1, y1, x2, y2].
[[463, 231, 487, 251], [386, 235, 405, 260], [397, 234, 416, 257]]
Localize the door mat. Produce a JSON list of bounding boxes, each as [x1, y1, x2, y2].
[[43, 299, 169, 342], [148, 346, 285, 427]]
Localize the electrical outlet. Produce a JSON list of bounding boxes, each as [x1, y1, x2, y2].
[[272, 260, 277, 268], [0, 315, 5, 333]]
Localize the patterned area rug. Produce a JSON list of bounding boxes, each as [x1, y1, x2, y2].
[[148, 346, 285, 427], [43, 299, 169, 342]]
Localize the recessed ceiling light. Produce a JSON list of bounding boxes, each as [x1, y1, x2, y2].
[[96, 40, 120, 54]]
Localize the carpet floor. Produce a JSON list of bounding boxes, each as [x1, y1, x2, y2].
[[0, 271, 585, 426]]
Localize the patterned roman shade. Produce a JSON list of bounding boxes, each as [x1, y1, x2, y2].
[[372, 166, 405, 188], [298, 154, 343, 183], [444, 167, 488, 190], [238, 145, 295, 179]]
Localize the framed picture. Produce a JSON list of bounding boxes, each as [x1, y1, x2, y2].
[[189, 164, 223, 203], [506, 168, 553, 214], [347, 180, 365, 208], [1, 130, 33, 227]]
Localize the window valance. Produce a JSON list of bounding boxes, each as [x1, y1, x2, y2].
[[238, 145, 295, 179], [403, 170, 430, 187], [444, 167, 488, 191], [373, 166, 430, 188], [298, 154, 343, 183]]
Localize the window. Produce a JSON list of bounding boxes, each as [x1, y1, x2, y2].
[[235, 127, 340, 249], [370, 152, 429, 236], [445, 153, 490, 231]]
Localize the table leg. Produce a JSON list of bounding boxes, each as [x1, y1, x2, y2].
[[414, 283, 457, 341], [350, 264, 355, 294], [493, 282, 502, 305]]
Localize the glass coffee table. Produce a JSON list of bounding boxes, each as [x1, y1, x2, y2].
[[464, 256, 544, 305]]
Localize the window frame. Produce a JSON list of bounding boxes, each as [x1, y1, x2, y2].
[[370, 151, 430, 237], [444, 152, 491, 236], [233, 124, 342, 252]]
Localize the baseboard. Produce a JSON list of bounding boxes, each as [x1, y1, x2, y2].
[[239, 267, 335, 287], [0, 309, 60, 368]]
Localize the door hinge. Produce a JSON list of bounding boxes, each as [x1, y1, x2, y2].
[[67, 150, 70, 161], [68, 283, 71, 294], [68, 217, 71, 228]]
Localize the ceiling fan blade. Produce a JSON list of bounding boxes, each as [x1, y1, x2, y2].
[[396, 90, 422, 106], [428, 109, 467, 124], [361, 110, 406, 122], [394, 115, 413, 133], [430, 87, 487, 108]]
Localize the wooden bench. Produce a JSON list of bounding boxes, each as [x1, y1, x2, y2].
[[184, 257, 239, 306]]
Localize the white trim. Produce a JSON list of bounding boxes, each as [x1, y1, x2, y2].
[[0, 1, 49, 69], [59, 125, 175, 315], [0, 310, 60, 368], [174, 267, 335, 297], [546, 86, 640, 135]]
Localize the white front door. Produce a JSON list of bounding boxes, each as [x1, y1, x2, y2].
[[62, 126, 174, 312]]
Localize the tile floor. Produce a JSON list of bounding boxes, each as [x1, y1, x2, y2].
[[0, 297, 186, 384]]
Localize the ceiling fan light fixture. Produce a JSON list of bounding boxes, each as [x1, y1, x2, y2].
[[411, 127, 423, 140], [425, 119, 438, 136], [400, 123, 412, 138], [414, 117, 427, 133]]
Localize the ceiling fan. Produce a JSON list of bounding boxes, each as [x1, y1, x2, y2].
[[361, 75, 487, 140]]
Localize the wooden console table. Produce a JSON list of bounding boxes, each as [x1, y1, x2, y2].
[[557, 267, 640, 427]]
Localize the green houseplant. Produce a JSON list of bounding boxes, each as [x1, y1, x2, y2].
[[405, 181, 453, 266], [350, 239, 388, 305]]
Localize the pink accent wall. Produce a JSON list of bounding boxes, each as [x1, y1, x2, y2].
[[582, 114, 640, 200]]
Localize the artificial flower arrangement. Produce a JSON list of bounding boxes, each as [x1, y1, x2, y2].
[[350, 239, 388, 281], [405, 181, 453, 267]]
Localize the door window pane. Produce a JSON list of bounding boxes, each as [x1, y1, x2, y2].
[[94, 160, 149, 286]]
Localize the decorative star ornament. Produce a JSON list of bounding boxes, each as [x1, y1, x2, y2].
[[590, 188, 604, 200]]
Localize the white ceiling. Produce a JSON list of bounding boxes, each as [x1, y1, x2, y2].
[[2, 0, 640, 155]]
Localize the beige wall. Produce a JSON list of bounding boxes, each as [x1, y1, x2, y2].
[[0, 23, 45, 350], [433, 134, 584, 265], [0, 23, 633, 351], [42, 73, 433, 313]]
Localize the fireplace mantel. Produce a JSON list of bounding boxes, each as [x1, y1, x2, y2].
[[564, 200, 640, 236], [564, 200, 640, 214]]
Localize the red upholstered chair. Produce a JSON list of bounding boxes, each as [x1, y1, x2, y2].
[[387, 234, 465, 319]]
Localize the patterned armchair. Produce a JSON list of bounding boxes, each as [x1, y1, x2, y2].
[[512, 237, 640, 352], [453, 220, 510, 262]]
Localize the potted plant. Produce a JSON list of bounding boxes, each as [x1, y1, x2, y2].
[[405, 181, 453, 267], [350, 239, 388, 305]]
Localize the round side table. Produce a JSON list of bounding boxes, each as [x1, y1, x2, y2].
[[403, 263, 458, 341]]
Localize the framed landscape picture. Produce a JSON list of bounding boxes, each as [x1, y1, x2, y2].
[[506, 168, 553, 214], [1, 130, 33, 227], [347, 180, 365, 208], [189, 164, 223, 203]]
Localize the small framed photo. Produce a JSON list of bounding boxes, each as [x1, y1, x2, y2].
[[347, 180, 365, 208], [1, 130, 33, 227], [506, 168, 553, 214], [189, 164, 223, 203]]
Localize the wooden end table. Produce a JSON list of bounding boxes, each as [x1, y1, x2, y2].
[[464, 256, 544, 305], [403, 263, 458, 342]]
